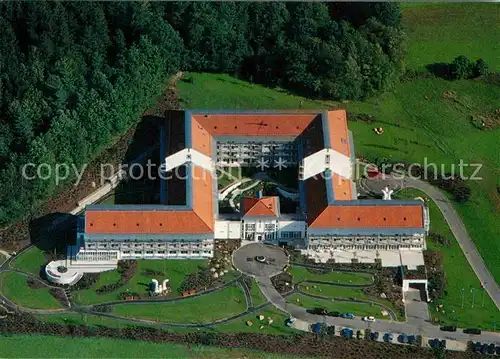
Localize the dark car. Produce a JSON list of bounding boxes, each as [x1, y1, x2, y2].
[[488, 344, 496, 355], [384, 333, 394, 342], [327, 311, 341, 317], [463, 328, 481, 335], [440, 325, 457, 332], [308, 307, 328, 316], [408, 335, 416, 345], [398, 334, 409, 343], [472, 342, 482, 353], [341, 328, 353, 339], [370, 332, 380, 341], [481, 344, 488, 355], [495, 346, 500, 355], [429, 339, 440, 349]]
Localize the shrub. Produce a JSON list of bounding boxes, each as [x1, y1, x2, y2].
[[451, 55, 473, 79], [473, 58, 489, 77], [72, 273, 100, 291], [26, 278, 46, 290], [428, 232, 452, 247], [91, 305, 112, 313]]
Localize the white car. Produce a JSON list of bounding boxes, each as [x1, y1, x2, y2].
[[362, 316, 376, 322]]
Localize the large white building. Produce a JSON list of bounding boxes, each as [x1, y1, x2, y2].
[[49, 110, 429, 284]]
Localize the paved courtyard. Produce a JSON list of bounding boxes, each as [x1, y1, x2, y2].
[[232, 242, 289, 278]]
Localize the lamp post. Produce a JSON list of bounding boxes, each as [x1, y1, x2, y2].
[[460, 288, 465, 309], [470, 288, 475, 309]]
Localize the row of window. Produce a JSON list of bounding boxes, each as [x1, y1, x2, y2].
[[86, 243, 210, 249], [282, 231, 302, 239], [122, 250, 212, 255]]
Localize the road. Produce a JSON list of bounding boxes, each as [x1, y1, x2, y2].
[[256, 277, 500, 345], [361, 175, 500, 309]]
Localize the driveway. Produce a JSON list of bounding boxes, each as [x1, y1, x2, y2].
[[361, 175, 500, 310], [405, 289, 430, 324]]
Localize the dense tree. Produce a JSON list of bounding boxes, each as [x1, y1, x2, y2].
[[451, 55, 473, 79], [0, 2, 406, 227]]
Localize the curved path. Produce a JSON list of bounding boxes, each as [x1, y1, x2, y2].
[[362, 175, 500, 309], [294, 289, 397, 320]]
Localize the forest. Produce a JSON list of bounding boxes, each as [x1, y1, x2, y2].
[[0, 2, 405, 227]]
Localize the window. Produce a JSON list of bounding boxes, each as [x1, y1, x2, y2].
[[158, 251, 165, 254], [146, 250, 153, 254], [181, 250, 188, 254], [135, 251, 142, 254], [169, 251, 176, 254]]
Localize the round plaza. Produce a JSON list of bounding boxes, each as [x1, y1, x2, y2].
[[232, 242, 289, 278]]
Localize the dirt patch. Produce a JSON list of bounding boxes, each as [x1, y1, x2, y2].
[[471, 108, 500, 130]]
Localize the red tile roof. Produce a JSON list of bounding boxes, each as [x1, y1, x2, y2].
[[332, 173, 353, 200], [241, 196, 279, 217], [327, 110, 350, 157], [309, 205, 424, 229], [192, 113, 319, 137], [191, 165, 214, 230], [85, 210, 212, 234]]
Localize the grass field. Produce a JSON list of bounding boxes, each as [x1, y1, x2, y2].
[[397, 188, 500, 331], [112, 285, 247, 324], [0, 335, 303, 359], [11, 247, 48, 277], [250, 279, 268, 307], [0, 272, 62, 310], [297, 284, 403, 321], [72, 259, 237, 305], [287, 293, 388, 320], [289, 267, 373, 285], [402, 3, 500, 71], [215, 305, 298, 335]]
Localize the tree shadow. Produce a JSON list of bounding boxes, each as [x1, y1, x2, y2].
[[425, 63, 451, 80]]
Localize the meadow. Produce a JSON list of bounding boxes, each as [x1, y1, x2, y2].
[[111, 285, 247, 324], [0, 272, 62, 310], [0, 335, 303, 359]]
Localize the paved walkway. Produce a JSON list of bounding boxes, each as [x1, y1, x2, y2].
[[362, 176, 500, 309]]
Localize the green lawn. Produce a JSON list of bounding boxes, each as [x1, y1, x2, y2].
[[289, 267, 373, 285], [297, 284, 403, 321], [0, 335, 304, 359], [396, 188, 500, 331], [249, 279, 268, 307], [0, 272, 62, 310], [11, 247, 48, 277], [402, 3, 500, 71], [112, 285, 247, 324], [73, 259, 231, 305], [215, 305, 299, 335], [287, 293, 389, 320], [179, 73, 333, 110]]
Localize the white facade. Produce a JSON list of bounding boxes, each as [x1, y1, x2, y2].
[[214, 220, 242, 239], [300, 148, 353, 180]]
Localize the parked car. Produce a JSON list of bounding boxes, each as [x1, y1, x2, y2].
[[384, 333, 394, 342], [341, 328, 353, 339], [472, 342, 482, 353], [463, 328, 481, 335], [440, 325, 457, 332], [362, 316, 376, 322], [495, 346, 500, 355], [370, 332, 380, 341], [342, 313, 355, 319], [327, 311, 341, 317], [407, 335, 416, 345], [356, 329, 365, 339], [398, 334, 409, 343], [429, 339, 441, 349], [285, 317, 296, 327], [481, 344, 488, 355], [488, 344, 496, 355], [308, 307, 328, 316], [311, 322, 323, 334]]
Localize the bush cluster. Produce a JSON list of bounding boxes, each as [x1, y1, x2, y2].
[[96, 260, 137, 294]]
